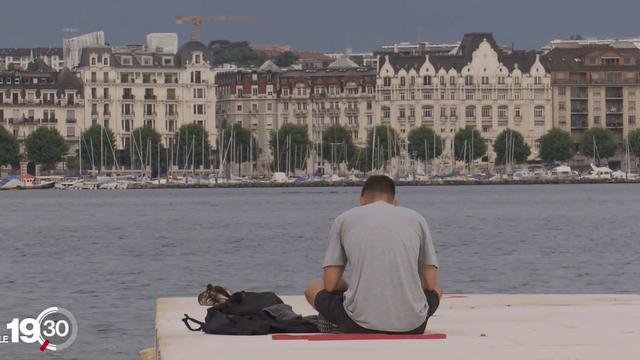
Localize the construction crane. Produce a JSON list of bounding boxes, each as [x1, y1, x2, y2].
[[175, 15, 262, 42]]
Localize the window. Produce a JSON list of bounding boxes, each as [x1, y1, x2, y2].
[[481, 90, 491, 100], [423, 90, 433, 100], [594, 116, 601, 124], [383, 77, 391, 87], [144, 103, 155, 116], [142, 56, 152, 66], [440, 107, 447, 118], [559, 102, 566, 111], [163, 57, 173, 66], [513, 90, 521, 100], [423, 75, 432, 86], [558, 87, 566, 96], [630, 115, 636, 125], [423, 106, 433, 118], [193, 104, 205, 115], [400, 77, 406, 86], [534, 106, 544, 119], [514, 106, 521, 118], [449, 76, 456, 86], [465, 106, 475, 119], [465, 89, 474, 100], [439, 76, 446, 86], [252, 87, 258, 97], [399, 108, 406, 118], [237, 104, 243, 112], [602, 57, 620, 65], [498, 106, 508, 119], [481, 106, 492, 119], [481, 76, 489, 85], [91, 72, 97, 82], [449, 91, 456, 100], [191, 71, 202, 83], [121, 56, 132, 66], [497, 76, 505, 85], [497, 90, 507, 100], [449, 107, 457, 117], [91, 57, 96, 66], [464, 75, 473, 86], [382, 107, 390, 119], [514, 76, 521, 85], [534, 76, 543, 85], [193, 88, 205, 99], [410, 77, 415, 86]]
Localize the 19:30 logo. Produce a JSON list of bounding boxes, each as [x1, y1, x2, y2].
[[4, 307, 78, 352]]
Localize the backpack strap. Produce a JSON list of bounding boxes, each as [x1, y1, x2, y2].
[[182, 314, 205, 332]]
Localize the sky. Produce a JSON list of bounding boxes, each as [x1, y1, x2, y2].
[[1, 0, 640, 52]]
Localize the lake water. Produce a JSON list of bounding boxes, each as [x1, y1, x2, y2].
[[1, 185, 639, 359]]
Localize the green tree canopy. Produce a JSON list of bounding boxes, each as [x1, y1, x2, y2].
[[493, 129, 531, 165], [321, 125, 355, 165], [0, 127, 20, 174], [580, 127, 618, 165], [408, 126, 443, 161], [173, 123, 212, 170], [121, 126, 166, 176], [269, 123, 310, 172], [220, 124, 259, 163], [80, 124, 118, 171], [25, 127, 68, 170], [367, 125, 401, 166], [208, 40, 268, 66], [454, 127, 486, 161], [538, 128, 574, 163], [627, 129, 640, 158], [274, 51, 299, 67]]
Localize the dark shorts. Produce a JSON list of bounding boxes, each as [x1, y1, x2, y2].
[[314, 289, 440, 334]]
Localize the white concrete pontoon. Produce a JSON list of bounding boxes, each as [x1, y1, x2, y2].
[[151, 294, 640, 360]]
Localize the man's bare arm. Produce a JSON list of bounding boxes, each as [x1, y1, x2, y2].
[[420, 265, 443, 298], [323, 266, 348, 292]]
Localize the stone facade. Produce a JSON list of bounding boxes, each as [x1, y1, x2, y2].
[[215, 59, 377, 168], [545, 43, 640, 167], [75, 41, 216, 150], [376, 33, 552, 161], [0, 68, 84, 153]]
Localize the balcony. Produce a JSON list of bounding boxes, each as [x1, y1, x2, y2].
[[144, 95, 157, 101], [534, 118, 545, 127], [571, 120, 588, 129], [344, 108, 359, 116], [122, 94, 135, 100], [294, 109, 307, 116], [498, 119, 508, 127], [42, 117, 58, 124], [166, 111, 179, 118], [66, 118, 77, 124], [605, 88, 623, 99]]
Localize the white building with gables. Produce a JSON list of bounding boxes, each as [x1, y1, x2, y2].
[[376, 33, 552, 161]]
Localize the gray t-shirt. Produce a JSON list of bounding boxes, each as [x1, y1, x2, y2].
[[323, 201, 439, 332]]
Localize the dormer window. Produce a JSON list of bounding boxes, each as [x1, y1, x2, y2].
[[602, 57, 620, 66], [163, 57, 174, 66], [142, 56, 152, 66], [103, 56, 109, 66], [121, 56, 132, 66], [194, 53, 202, 64], [91, 57, 97, 66]]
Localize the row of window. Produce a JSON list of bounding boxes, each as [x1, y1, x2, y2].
[[383, 75, 543, 87], [382, 105, 545, 119]]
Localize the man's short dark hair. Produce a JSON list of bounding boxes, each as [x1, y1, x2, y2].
[[361, 175, 396, 201]]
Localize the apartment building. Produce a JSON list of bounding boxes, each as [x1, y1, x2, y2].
[[0, 67, 84, 152], [545, 42, 640, 166], [215, 57, 376, 165], [376, 33, 552, 161], [76, 40, 216, 149], [0, 48, 65, 71]]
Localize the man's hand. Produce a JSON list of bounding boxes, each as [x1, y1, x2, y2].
[[420, 265, 443, 299], [323, 266, 348, 293]]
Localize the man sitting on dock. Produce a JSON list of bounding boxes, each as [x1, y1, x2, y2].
[[305, 175, 442, 334]]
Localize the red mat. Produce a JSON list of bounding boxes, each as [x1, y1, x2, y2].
[[272, 333, 447, 341]]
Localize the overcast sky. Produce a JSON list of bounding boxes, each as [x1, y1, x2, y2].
[[2, 0, 640, 52]]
